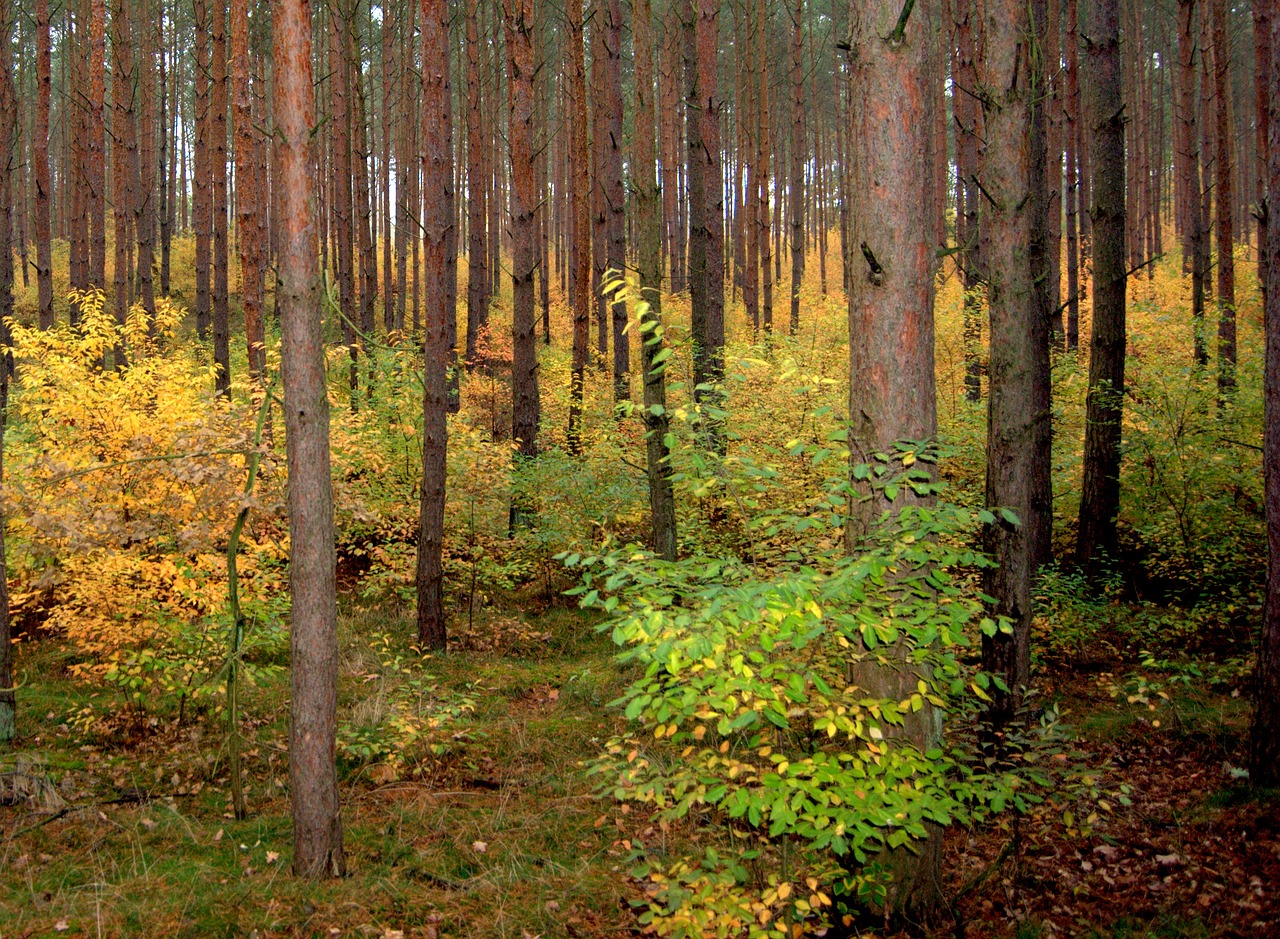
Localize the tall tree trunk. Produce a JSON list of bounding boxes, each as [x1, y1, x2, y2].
[[844, 0, 942, 922], [331, 0, 358, 401], [788, 0, 804, 335], [0, 0, 16, 743], [465, 0, 487, 368], [233, 0, 264, 380], [953, 0, 983, 397], [507, 0, 540, 459], [212, 3, 231, 395], [35, 0, 53, 329], [1210, 0, 1235, 399], [756, 0, 772, 335], [1076, 0, 1126, 573], [417, 0, 452, 651], [381, 1, 395, 333], [274, 0, 346, 878], [741, 0, 759, 332], [1177, 0, 1207, 367], [111, 0, 136, 337], [87, 0, 106, 291], [1064, 0, 1082, 351], [567, 0, 591, 454], [353, 58, 377, 355], [1248, 7, 1280, 789], [159, 20, 173, 296], [193, 0, 212, 340], [1027, 0, 1055, 573], [604, 0, 629, 401], [1254, 0, 1271, 315], [979, 0, 1037, 730], [634, 0, 678, 561], [134, 3, 158, 321], [1045, 0, 1063, 342], [590, 16, 609, 365], [688, 0, 724, 444]]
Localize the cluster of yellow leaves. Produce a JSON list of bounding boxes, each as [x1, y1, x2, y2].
[[637, 858, 833, 939], [5, 289, 285, 674]]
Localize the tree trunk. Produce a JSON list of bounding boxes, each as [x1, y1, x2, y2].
[[134, 5, 158, 321], [788, 0, 804, 335], [605, 0, 629, 401], [590, 17, 609, 366], [978, 0, 1037, 730], [634, 0, 678, 561], [417, 0, 452, 651], [1045, 0, 1063, 343], [275, 0, 345, 878], [34, 0, 53, 329], [688, 0, 724, 443], [1249, 8, 1280, 789], [353, 59, 377, 356], [1177, 0, 1207, 368], [1210, 0, 1235, 399], [212, 3, 231, 395], [507, 0, 540, 459], [233, 0, 264, 380], [0, 0, 15, 743], [331, 0, 358, 401], [1027, 0, 1055, 574], [87, 0, 106, 291], [953, 0, 983, 399], [465, 0, 487, 368], [1254, 0, 1271, 316], [756, 0, 772, 335], [381, 1, 395, 334], [1064, 0, 1082, 351], [111, 0, 136, 338], [193, 0, 212, 340], [567, 0, 591, 455], [1075, 0, 1126, 573], [160, 22, 173, 297], [843, 0, 942, 921]]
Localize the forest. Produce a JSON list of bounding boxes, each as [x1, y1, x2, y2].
[[0, 0, 1276, 935]]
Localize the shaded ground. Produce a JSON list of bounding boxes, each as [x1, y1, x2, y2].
[[2, 598, 1276, 939], [946, 675, 1278, 939]]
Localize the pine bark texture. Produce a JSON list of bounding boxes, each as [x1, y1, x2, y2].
[[978, 0, 1036, 728], [843, 0, 942, 923], [417, 0, 452, 651], [1249, 7, 1280, 789], [567, 0, 591, 455], [1076, 0, 1126, 572], [233, 0, 264, 380], [211, 4, 231, 395], [274, 0, 345, 877], [634, 0, 678, 561], [34, 0, 53, 330], [0, 1, 15, 742], [688, 0, 725, 439], [1177, 0, 1207, 367], [1210, 0, 1235, 397], [507, 0, 540, 459]]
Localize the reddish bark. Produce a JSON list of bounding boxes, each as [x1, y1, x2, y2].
[[274, 0, 346, 878]]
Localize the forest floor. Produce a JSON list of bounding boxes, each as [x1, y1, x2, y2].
[[1, 587, 1277, 939]]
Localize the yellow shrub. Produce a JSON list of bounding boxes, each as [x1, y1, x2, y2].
[[4, 289, 286, 679]]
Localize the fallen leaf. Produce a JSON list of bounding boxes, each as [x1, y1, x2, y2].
[[55, 920, 69, 932], [472, 841, 488, 854]]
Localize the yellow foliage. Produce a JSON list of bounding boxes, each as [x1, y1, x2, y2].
[[5, 289, 285, 675]]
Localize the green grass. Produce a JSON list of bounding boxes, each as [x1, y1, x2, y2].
[[1, 600, 641, 939]]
